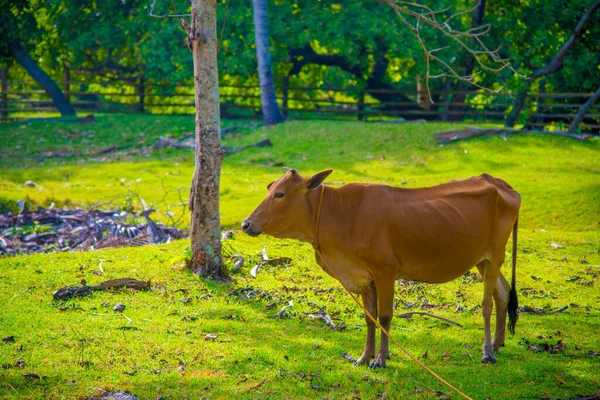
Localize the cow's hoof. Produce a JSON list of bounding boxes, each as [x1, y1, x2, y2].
[[353, 355, 372, 367], [481, 355, 496, 364], [368, 355, 387, 368], [492, 341, 505, 351]]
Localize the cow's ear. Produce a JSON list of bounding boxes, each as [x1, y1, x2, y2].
[[267, 181, 275, 190], [307, 169, 333, 189]]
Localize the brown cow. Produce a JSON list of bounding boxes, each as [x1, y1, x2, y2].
[[242, 169, 520, 367]]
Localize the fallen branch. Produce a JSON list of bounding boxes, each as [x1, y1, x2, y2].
[[372, 119, 427, 124], [8, 114, 96, 123], [260, 257, 292, 266], [246, 379, 268, 392], [520, 305, 569, 315], [396, 311, 463, 327], [151, 136, 195, 149], [53, 277, 150, 301], [434, 127, 593, 144], [150, 136, 272, 155]]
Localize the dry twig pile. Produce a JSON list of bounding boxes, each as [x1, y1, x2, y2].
[[0, 205, 186, 256]]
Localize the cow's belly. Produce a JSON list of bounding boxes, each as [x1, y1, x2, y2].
[[387, 220, 491, 283], [315, 251, 373, 294], [398, 259, 482, 283], [396, 246, 487, 283]]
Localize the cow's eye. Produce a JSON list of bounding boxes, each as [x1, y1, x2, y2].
[[274, 192, 284, 199]]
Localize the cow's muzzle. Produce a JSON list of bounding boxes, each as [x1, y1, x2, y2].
[[241, 220, 261, 237]]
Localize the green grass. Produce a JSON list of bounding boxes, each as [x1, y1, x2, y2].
[[1, 115, 599, 399]]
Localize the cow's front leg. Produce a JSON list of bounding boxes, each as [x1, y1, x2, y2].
[[354, 283, 377, 366], [370, 279, 395, 368]]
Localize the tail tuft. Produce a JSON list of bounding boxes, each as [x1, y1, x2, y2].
[[507, 285, 518, 334], [508, 217, 519, 334]]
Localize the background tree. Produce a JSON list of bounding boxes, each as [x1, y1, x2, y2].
[[1, 0, 76, 117], [253, 0, 285, 126], [505, 0, 600, 127], [48, 0, 192, 83]]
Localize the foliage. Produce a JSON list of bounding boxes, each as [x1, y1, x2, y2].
[[4, 0, 599, 98], [0, 115, 599, 399], [487, 0, 600, 94]]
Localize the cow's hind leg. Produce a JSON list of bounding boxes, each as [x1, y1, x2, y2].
[[370, 277, 395, 368], [476, 266, 510, 351], [493, 273, 510, 350], [477, 260, 501, 363], [354, 282, 377, 366]]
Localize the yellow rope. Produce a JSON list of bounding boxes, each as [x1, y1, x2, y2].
[[313, 185, 472, 400]]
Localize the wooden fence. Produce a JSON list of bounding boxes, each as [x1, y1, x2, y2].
[[1, 68, 599, 130]]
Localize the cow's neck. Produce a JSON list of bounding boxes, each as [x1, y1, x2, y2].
[[309, 184, 356, 251], [312, 184, 327, 250]]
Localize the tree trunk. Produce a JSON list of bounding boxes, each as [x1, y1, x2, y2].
[[568, 85, 600, 132], [536, 79, 546, 126], [1, 67, 8, 120], [252, 0, 285, 126], [186, 0, 227, 280], [8, 40, 76, 117]]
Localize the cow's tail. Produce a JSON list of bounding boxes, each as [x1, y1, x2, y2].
[[507, 217, 519, 334]]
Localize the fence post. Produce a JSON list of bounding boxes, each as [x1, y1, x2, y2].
[[282, 76, 289, 117], [442, 78, 450, 121], [357, 90, 365, 121], [63, 64, 70, 102], [138, 74, 145, 113], [536, 79, 546, 126], [1, 67, 8, 120], [417, 75, 431, 111]]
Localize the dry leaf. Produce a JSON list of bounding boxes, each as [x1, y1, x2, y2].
[[233, 257, 244, 272]]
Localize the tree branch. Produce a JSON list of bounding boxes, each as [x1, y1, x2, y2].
[[505, 0, 600, 127], [532, 0, 600, 80], [288, 42, 430, 119], [288, 44, 364, 78], [568, 85, 600, 132], [377, 0, 526, 98]]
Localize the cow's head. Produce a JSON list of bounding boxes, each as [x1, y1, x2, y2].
[[242, 169, 333, 241]]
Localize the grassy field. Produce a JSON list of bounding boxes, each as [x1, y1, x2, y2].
[[0, 115, 599, 399]]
